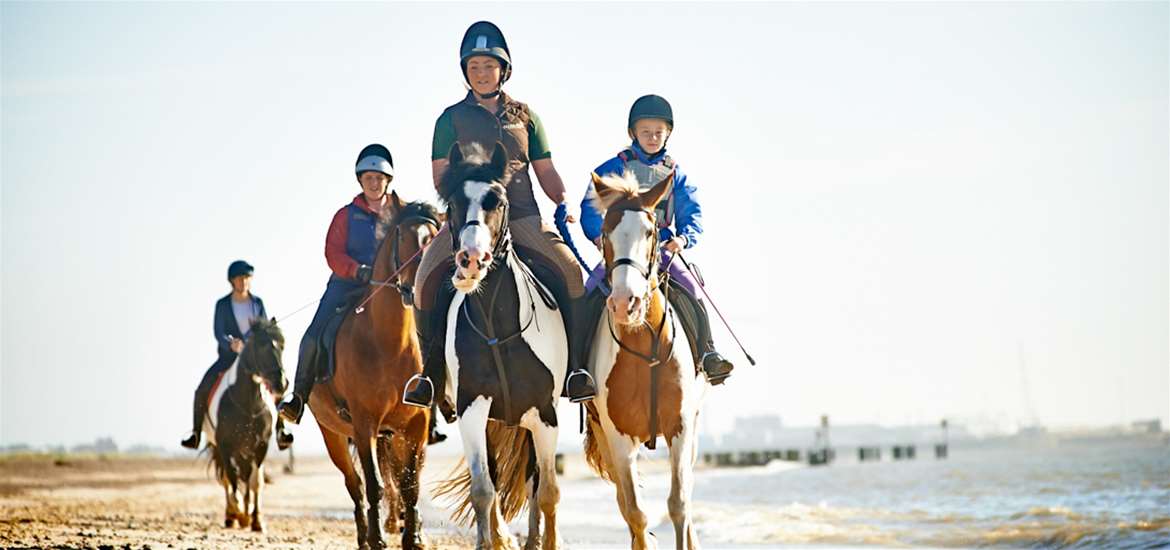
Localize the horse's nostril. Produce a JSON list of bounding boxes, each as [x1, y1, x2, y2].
[[481, 251, 492, 265]]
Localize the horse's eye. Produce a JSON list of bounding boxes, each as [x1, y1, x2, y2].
[[480, 192, 501, 211]]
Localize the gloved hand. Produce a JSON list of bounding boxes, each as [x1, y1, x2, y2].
[[554, 203, 569, 226], [356, 264, 373, 283]]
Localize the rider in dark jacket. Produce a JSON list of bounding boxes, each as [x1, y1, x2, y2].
[[182, 261, 294, 449]]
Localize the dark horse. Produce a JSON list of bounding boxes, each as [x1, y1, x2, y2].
[[202, 317, 288, 533], [432, 143, 563, 550], [308, 193, 441, 550]]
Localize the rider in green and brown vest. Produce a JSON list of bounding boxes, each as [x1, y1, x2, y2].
[[402, 21, 597, 413]]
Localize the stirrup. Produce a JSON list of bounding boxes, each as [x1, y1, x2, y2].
[[701, 351, 733, 386], [566, 370, 597, 403], [401, 374, 434, 409], [278, 396, 304, 425]]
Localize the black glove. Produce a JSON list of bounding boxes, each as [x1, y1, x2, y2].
[[356, 264, 373, 283]]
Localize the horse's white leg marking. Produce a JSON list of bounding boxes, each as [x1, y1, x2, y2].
[[489, 493, 518, 550], [668, 426, 698, 550], [511, 257, 567, 401], [250, 463, 265, 531], [459, 396, 495, 550], [606, 429, 655, 550], [521, 409, 560, 550]]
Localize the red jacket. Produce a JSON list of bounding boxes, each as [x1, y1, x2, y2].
[[325, 194, 383, 279]]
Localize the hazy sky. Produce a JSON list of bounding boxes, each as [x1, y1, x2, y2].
[[2, 2, 1166, 453]]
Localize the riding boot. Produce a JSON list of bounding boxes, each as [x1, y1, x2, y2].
[[183, 362, 224, 449], [278, 339, 319, 424], [403, 284, 456, 421], [566, 292, 603, 402], [668, 285, 734, 385]]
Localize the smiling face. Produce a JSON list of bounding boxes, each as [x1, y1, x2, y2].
[[632, 118, 671, 155], [359, 171, 391, 203], [465, 55, 502, 96]]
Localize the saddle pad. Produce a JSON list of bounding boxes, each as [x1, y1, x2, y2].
[[202, 360, 240, 446]]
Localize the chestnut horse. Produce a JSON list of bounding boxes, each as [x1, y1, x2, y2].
[[432, 143, 564, 550], [308, 193, 441, 550], [582, 172, 707, 550]]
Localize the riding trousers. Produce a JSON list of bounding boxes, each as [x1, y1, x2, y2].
[[584, 250, 701, 299], [414, 214, 585, 312]]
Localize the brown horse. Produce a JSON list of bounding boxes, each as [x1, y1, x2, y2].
[[582, 172, 707, 550], [308, 193, 441, 550]]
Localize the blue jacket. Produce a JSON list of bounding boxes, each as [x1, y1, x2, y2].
[[213, 294, 267, 361], [580, 141, 704, 248]]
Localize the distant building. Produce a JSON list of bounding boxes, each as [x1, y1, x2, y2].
[[1131, 419, 1163, 433]]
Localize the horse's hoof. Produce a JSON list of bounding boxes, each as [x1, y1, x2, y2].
[[251, 519, 265, 533], [403, 530, 428, 550], [236, 513, 251, 528], [224, 518, 236, 528]]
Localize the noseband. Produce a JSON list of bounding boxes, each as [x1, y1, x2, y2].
[[450, 190, 511, 270]]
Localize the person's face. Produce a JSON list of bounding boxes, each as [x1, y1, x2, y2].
[[632, 119, 671, 154], [359, 171, 391, 202], [466, 56, 502, 96], [230, 274, 252, 294]]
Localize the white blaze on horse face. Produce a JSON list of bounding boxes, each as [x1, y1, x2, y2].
[[608, 210, 655, 325], [454, 180, 493, 292]]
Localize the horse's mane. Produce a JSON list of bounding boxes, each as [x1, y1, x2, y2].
[[437, 143, 508, 206], [589, 171, 642, 214]]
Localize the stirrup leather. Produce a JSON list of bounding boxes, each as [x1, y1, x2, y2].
[[401, 374, 434, 409], [566, 370, 597, 403]]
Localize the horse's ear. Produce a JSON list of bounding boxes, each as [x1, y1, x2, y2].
[[448, 142, 463, 166], [389, 190, 404, 214], [590, 172, 618, 212], [639, 172, 674, 210], [489, 142, 508, 180]]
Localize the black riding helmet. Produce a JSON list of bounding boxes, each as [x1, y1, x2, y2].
[[355, 143, 394, 181], [460, 21, 512, 89], [628, 94, 674, 131], [227, 260, 254, 281]]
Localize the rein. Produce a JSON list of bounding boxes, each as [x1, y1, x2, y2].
[[354, 214, 441, 315]]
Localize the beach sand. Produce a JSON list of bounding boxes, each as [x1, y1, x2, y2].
[[0, 451, 721, 549]]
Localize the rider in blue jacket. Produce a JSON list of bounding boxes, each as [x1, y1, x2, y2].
[[575, 95, 734, 386]]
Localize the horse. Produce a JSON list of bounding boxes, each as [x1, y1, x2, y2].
[[431, 142, 564, 550], [307, 194, 442, 550], [202, 317, 288, 533], [581, 171, 707, 550]]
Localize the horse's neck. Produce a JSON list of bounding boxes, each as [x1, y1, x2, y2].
[[366, 241, 415, 346], [229, 358, 264, 407]]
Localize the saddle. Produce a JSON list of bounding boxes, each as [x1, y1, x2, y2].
[[314, 287, 366, 383]]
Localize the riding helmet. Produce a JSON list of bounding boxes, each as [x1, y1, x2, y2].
[[628, 94, 674, 130], [227, 260, 254, 281], [460, 21, 512, 85], [355, 143, 394, 180]]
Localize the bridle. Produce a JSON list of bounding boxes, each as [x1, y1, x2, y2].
[[369, 211, 442, 308], [449, 186, 512, 272]]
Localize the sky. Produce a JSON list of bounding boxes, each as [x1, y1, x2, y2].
[[2, 2, 1166, 453]]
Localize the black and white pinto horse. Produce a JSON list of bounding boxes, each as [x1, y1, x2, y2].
[[434, 142, 564, 550], [202, 317, 288, 532]]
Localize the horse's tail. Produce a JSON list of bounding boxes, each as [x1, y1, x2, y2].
[[582, 404, 614, 483], [203, 443, 225, 483], [432, 422, 533, 526]]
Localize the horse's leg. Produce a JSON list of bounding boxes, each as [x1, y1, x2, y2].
[[489, 493, 519, 550], [667, 418, 699, 550], [527, 421, 561, 550], [250, 462, 266, 532], [459, 397, 495, 550], [321, 424, 368, 549], [388, 411, 429, 550], [219, 464, 236, 528], [236, 462, 253, 528], [607, 431, 655, 550], [353, 417, 387, 549], [522, 475, 540, 550], [377, 436, 401, 535]]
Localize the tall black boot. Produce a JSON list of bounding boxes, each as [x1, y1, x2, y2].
[[403, 284, 456, 419], [182, 363, 223, 449], [278, 339, 319, 424], [566, 292, 604, 402], [668, 285, 734, 385]]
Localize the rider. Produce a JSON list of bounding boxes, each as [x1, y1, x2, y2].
[[278, 144, 396, 424], [578, 94, 735, 385], [182, 260, 295, 450], [401, 21, 597, 411]]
